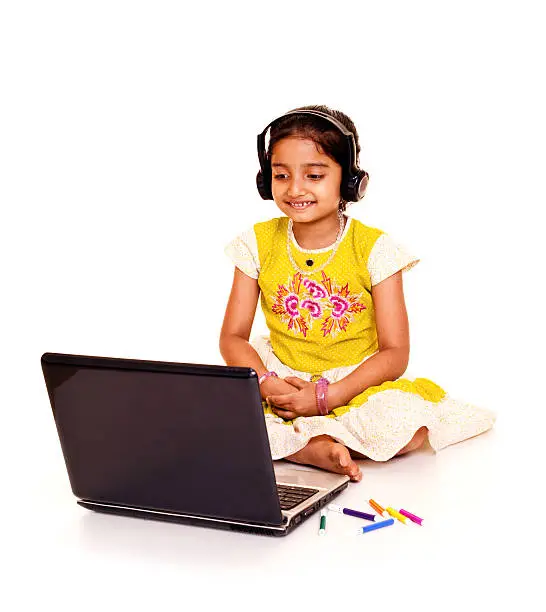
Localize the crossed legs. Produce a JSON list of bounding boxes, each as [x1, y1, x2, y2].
[[284, 426, 429, 482]]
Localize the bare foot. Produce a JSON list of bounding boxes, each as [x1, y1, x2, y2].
[[349, 449, 368, 460], [395, 426, 429, 456], [285, 435, 362, 482]]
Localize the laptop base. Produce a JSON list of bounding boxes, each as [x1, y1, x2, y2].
[[78, 478, 349, 537]]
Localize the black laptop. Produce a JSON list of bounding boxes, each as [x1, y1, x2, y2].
[[41, 352, 350, 536]]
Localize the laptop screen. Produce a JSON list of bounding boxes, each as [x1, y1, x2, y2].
[[42, 355, 284, 526]]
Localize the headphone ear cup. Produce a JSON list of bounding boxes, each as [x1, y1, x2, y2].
[[356, 171, 369, 200], [256, 169, 272, 200], [344, 171, 369, 202]]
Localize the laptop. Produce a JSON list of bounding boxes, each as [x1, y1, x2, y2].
[[41, 352, 350, 536]]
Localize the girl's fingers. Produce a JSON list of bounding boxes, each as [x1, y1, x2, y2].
[[284, 376, 307, 389], [273, 408, 296, 420], [268, 395, 290, 406]]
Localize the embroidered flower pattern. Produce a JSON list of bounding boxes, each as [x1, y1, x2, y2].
[[271, 271, 366, 338]]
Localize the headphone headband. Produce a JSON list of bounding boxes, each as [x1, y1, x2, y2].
[[256, 109, 369, 202]]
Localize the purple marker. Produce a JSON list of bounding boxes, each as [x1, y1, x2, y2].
[[328, 504, 377, 522], [399, 508, 424, 526]]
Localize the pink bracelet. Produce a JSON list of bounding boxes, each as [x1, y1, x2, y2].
[[315, 377, 330, 415], [259, 371, 278, 385]]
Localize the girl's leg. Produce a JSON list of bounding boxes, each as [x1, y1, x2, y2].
[[349, 426, 429, 460], [349, 449, 368, 460], [285, 435, 362, 482], [395, 426, 428, 456], [284, 427, 429, 481]]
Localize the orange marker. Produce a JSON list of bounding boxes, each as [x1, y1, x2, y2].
[[386, 506, 407, 524], [369, 499, 389, 518]]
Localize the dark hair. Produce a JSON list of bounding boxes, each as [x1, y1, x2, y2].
[[266, 104, 361, 212]]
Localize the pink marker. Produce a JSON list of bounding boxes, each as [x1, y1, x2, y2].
[[399, 508, 424, 526]]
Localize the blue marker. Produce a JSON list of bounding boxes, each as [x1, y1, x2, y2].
[[356, 518, 395, 535]]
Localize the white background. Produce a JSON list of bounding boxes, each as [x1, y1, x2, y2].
[[1, 1, 545, 609]]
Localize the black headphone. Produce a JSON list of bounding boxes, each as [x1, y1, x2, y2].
[[256, 109, 369, 202]]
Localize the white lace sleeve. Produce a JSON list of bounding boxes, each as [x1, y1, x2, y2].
[[368, 233, 420, 286], [223, 226, 260, 279]]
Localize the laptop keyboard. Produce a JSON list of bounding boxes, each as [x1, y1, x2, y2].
[[277, 484, 319, 510]]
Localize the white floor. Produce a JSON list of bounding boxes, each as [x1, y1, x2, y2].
[[5, 389, 543, 611]]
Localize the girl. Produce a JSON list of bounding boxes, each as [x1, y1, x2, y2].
[[220, 105, 496, 482]]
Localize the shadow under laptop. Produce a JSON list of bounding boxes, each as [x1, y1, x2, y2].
[[77, 507, 288, 567]]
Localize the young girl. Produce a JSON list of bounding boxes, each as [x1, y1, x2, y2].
[[220, 105, 496, 483]]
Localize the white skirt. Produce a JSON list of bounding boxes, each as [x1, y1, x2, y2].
[[251, 334, 497, 462]]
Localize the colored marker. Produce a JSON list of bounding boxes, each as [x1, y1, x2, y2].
[[318, 509, 327, 535], [368, 499, 389, 518], [400, 508, 424, 526], [386, 506, 408, 524], [356, 518, 395, 535], [328, 504, 376, 522]]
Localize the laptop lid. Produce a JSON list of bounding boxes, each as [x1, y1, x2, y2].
[[41, 352, 284, 527]]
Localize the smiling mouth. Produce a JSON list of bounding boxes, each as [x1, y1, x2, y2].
[[287, 201, 316, 209]]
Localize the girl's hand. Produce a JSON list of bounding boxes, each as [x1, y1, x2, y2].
[[266, 376, 319, 420], [260, 376, 300, 402]]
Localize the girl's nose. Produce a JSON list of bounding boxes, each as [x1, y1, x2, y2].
[[286, 176, 305, 197]]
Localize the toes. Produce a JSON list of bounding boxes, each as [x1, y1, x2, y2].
[[332, 445, 362, 479], [307, 440, 364, 481], [347, 458, 362, 481], [331, 444, 350, 467], [338, 452, 349, 467]]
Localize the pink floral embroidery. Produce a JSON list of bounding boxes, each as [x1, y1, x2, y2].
[[300, 299, 322, 318], [321, 273, 367, 337], [271, 274, 310, 337], [271, 270, 366, 338], [284, 293, 300, 317], [330, 295, 350, 318], [302, 278, 328, 299]]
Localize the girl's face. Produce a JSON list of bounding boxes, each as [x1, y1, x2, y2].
[[270, 136, 343, 222]]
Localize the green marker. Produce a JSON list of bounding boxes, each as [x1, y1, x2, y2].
[[319, 508, 327, 535]]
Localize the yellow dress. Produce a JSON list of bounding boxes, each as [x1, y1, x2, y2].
[[224, 213, 496, 461]]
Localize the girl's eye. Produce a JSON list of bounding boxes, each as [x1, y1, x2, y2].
[[272, 174, 324, 180]]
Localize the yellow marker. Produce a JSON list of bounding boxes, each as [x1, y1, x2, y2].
[[386, 506, 407, 524]]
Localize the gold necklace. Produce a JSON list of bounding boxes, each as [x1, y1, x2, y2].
[[286, 209, 346, 277]]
